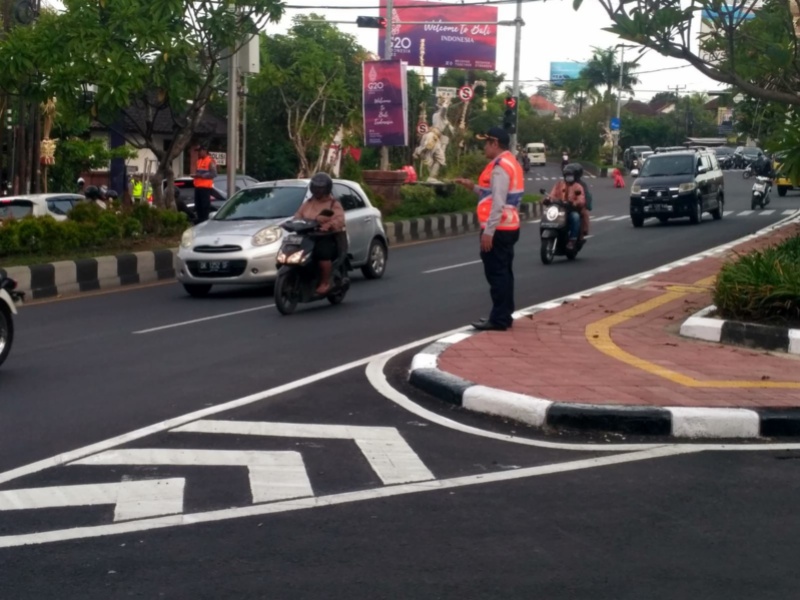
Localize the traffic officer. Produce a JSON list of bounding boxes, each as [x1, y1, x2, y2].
[[193, 144, 217, 222], [455, 126, 524, 331]]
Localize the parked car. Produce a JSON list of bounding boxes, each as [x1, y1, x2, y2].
[[176, 178, 389, 297], [623, 145, 653, 169], [713, 146, 736, 170], [734, 146, 763, 169], [0, 193, 85, 222], [629, 149, 725, 228]]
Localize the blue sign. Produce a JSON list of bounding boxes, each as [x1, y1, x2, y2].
[[549, 62, 587, 87], [610, 117, 621, 131]]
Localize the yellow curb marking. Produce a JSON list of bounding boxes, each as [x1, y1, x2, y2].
[[585, 276, 800, 389]]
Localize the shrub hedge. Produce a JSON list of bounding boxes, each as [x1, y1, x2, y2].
[[713, 235, 800, 327], [0, 203, 187, 259], [392, 184, 540, 220]]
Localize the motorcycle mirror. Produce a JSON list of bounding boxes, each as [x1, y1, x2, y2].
[[539, 188, 546, 194]]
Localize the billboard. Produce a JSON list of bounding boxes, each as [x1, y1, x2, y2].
[[378, 0, 498, 70], [549, 62, 587, 87], [362, 60, 409, 147]]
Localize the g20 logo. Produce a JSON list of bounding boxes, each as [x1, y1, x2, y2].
[[368, 82, 385, 91], [392, 37, 412, 50]]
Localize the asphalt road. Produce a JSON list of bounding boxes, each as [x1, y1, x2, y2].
[[1, 168, 799, 599]]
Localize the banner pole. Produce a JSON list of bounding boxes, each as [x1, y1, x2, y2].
[[510, 0, 522, 152], [380, 0, 394, 171]]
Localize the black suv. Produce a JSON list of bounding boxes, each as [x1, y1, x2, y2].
[[629, 150, 725, 228]]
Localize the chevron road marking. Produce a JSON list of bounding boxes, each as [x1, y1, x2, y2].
[[173, 420, 435, 485], [0, 478, 185, 522], [72, 449, 314, 503]]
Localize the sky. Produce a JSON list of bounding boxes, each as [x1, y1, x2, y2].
[[265, 0, 725, 102]]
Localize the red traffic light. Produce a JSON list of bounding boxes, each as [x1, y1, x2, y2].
[[504, 96, 517, 109], [357, 16, 386, 28]]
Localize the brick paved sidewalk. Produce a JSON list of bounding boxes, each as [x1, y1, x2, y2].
[[437, 223, 800, 409]]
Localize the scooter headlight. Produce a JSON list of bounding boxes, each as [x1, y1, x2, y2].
[[545, 206, 560, 221]]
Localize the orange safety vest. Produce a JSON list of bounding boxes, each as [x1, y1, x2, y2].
[[194, 156, 214, 189], [476, 150, 524, 231]]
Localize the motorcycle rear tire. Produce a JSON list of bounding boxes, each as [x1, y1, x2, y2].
[[743, 170, 752, 179], [275, 271, 300, 315], [751, 196, 759, 210], [0, 304, 13, 368], [327, 289, 347, 305], [540, 238, 556, 265]]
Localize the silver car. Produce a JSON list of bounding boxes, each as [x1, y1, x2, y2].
[[176, 178, 389, 296], [0, 193, 85, 222]]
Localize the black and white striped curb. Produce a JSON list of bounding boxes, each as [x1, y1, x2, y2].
[[384, 202, 541, 245], [681, 305, 800, 356], [408, 211, 800, 440], [0, 249, 177, 300], [1, 204, 543, 300]]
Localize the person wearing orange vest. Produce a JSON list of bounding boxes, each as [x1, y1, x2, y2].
[[455, 127, 524, 331], [193, 144, 217, 223]]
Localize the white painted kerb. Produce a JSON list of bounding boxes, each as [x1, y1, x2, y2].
[[669, 407, 760, 439]]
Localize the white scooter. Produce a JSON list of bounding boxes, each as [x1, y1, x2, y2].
[[751, 176, 772, 210]]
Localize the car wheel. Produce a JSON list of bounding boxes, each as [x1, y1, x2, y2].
[[0, 305, 13, 368], [274, 271, 299, 315], [631, 215, 645, 228], [711, 196, 724, 220], [779, 186, 788, 197], [689, 200, 703, 224], [361, 238, 387, 280], [183, 283, 212, 298]]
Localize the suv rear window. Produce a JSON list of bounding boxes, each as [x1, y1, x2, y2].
[[0, 200, 34, 219]]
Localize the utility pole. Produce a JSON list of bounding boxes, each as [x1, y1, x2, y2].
[[380, 0, 393, 170], [670, 84, 687, 144], [226, 43, 238, 198], [509, 0, 523, 152], [612, 43, 636, 166]]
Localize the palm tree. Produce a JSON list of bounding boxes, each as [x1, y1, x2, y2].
[[562, 78, 600, 115], [581, 47, 640, 102]]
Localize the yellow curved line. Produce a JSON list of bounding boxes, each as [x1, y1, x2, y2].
[[585, 277, 800, 389]]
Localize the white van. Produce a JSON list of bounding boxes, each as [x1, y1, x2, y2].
[[526, 143, 546, 166]]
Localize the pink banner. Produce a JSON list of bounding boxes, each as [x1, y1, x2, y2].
[[362, 60, 409, 147], [378, 0, 498, 70]]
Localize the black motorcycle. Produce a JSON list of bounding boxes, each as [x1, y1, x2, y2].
[[0, 275, 23, 368], [273, 218, 351, 315], [539, 190, 586, 264]]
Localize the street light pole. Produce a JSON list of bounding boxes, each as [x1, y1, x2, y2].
[[380, 0, 393, 170], [612, 44, 624, 167], [509, 0, 523, 152]]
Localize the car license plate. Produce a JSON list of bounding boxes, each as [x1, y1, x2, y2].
[[285, 235, 303, 244], [198, 261, 230, 273], [646, 204, 669, 212]]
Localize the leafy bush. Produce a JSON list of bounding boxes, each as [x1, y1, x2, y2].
[[714, 236, 800, 326]]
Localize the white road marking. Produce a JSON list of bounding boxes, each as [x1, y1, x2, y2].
[[174, 421, 434, 485], [723, 211, 734, 216], [591, 215, 613, 222], [0, 479, 185, 522], [0, 446, 700, 548], [423, 260, 482, 274], [738, 210, 754, 216], [72, 449, 313, 504], [784, 209, 797, 215], [610, 216, 629, 221], [133, 305, 274, 334], [759, 210, 775, 215]]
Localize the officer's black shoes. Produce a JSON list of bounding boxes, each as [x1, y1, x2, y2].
[[471, 319, 509, 331]]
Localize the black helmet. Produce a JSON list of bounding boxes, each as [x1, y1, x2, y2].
[[106, 189, 119, 199], [309, 172, 333, 197], [563, 163, 583, 181], [84, 185, 101, 199]]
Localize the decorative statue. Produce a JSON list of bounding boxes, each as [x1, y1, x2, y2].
[[413, 96, 454, 182], [601, 123, 615, 149]]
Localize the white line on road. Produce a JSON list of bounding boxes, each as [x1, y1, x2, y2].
[[591, 216, 613, 222], [759, 210, 775, 215], [133, 305, 274, 334], [738, 210, 754, 216], [0, 479, 185, 522], [423, 260, 482, 274], [723, 211, 734, 216], [73, 449, 313, 504], [610, 216, 629, 221], [175, 420, 434, 485], [784, 209, 797, 215], [0, 446, 700, 548]]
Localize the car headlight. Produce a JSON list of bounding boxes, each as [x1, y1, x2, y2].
[[180, 228, 195, 249], [631, 185, 641, 194], [679, 182, 697, 193], [252, 226, 282, 247]]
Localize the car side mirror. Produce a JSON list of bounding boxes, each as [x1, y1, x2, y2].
[[697, 166, 708, 174]]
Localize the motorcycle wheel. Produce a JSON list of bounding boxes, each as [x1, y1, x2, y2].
[[751, 196, 759, 210], [274, 271, 300, 315], [0, 304, 13, 368], [540, 238, 556, 265], [743, 170, 752, 179], [327, 289, 347, 306]]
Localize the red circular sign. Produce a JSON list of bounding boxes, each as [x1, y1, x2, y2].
[[458, 86, 474, 101], [417, 122, 429, 134]]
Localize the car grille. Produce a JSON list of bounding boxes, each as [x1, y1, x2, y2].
[[646, 187, 674, 200], [193, 245, 243, 253], [186, 260, 247, 278]]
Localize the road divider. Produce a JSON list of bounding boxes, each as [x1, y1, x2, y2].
[[1, 203, 542, 302]]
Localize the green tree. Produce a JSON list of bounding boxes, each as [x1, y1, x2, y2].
[[562, 78, 600, 114], [437, 69, 506, 98], [260, 15, 368, 177], [580, 47, 640, 102], [0, 0, 284, 207]]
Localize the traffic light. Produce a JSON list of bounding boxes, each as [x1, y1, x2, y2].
[[503, 96, 518, 134], [356, 16, 387, 28]]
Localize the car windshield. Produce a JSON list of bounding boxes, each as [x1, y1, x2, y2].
[[742, 147, 761, 156], [213, 186, 306, 221], [715, 147, 733, 155], [0, 200, 34, 219], [640, 155, 695, 177]]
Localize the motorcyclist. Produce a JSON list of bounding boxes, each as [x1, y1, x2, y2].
[[561, 150, 569, 170], [83, 185, 107, 209], [293, 172, 345, 296], [548, 163, 587, 250], [753, 151, 773, 178]]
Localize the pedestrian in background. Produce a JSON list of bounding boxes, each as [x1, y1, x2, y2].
[[193, 145, 217, 223], [455, 126, 524, 331]]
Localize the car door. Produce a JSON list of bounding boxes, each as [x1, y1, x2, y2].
[[334, 183, 372, 264], [708, 154, 723, 207], [698, 154, 714, 208]]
